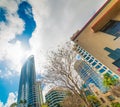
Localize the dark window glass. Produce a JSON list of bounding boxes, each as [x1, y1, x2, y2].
[[95, 63, 102, 69], [88, 59, 93, 63], [83, 55, 87, 58], [101, 20, 120, 40], [86, 57, 90, 60], [113, 58, 120, 68], [107, 95, 115, 101], [99, 68, 105, 73], [92, 62, 97, 66], [100, 98, 105, 103]]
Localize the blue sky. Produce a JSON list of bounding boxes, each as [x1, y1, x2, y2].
[[0, 0, 106, 106], [0, 1, 36, 105]]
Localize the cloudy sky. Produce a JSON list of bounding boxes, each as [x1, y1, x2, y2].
[[0, 0, 106, 106]]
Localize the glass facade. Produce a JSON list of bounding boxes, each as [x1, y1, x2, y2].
[[75, 60, 107, 93], [17, 56, 40, 107], [76, 45, 119, 79], [100, 20, 120, 40]]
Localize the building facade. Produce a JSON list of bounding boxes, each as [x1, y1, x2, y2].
[[71, 0, 120, 78], [89, 84, 120, 106], [17, 56, 43, 107], [74, 60, 107, 93], [45, 87, 67, 107], [35, 81, 44, 106]]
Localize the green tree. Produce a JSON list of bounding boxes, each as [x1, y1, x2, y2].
[[87, 95, 101, 107], [111, 102, 120, 107], [103, 73, 120, 98], [41, 103, 48, 107], [19, 99, 27, 106], [103, 73, 118, 88], [10, 102, 17, 107]]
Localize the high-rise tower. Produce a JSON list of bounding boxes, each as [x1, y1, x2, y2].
[[17, 55, 41, 107]]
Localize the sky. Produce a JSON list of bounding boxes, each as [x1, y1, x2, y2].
[[0, 0, 106, 106]]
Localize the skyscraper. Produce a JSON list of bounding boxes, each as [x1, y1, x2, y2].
[[71, 0, 120, 78], [17, 55, 42, 107]]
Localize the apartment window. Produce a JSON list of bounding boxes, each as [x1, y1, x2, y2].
[[86, 56, 90, 60], [107, 95, 115, 101], [100, 20, 120, 40], [95, 63, 102, 69], [113, 75, 119, 79], [83, 54, 87, 58], [81, 52, 84, 56], [92, 60, 98, 66], [100, 98, 105, 103], [79, 50, 82, 53], [107, 70, 112, 74], [99, 68, 106, 73], [88, 59, 93, 63]]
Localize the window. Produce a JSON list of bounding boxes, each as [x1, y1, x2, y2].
[[113, 58, 120, 68], [86, 56, 90, 60], [113, 75, 119, 79], [100, 98, 105, 103], [100, 20, 120, 40], [88, 59, 93, 63], [95, 63, 102, 69], [99, 68, 106, 73], [107, 70, 112, 74], [83, 54, 87, 58], [92, 60, 98, 66], [107, 95, 115, 101]]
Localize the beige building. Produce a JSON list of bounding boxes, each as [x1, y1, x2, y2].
[[71, 0, 120, 78], [89, 84, 120, 107]]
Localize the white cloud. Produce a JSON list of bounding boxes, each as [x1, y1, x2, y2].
[[0, 0, 26, 78], [0, 92, 17, 107], [0, 0, 106, 78], [4, 92, 17, 107], [0, 101, 4, 107], [0, 0, 107, 102], [28, 0, 106, 75]]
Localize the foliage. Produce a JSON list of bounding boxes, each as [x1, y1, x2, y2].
[[10, 102, 17, 107], [103, 73, 119, 88], [103, 73, 120, 98], [111, 102, 120, 107], [41, 103, 48, 107], [87, 95, 101, 107]]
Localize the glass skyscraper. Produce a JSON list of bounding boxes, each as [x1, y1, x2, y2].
[[17, 55, 41, 107]]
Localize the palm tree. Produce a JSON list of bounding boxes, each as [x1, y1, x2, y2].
[[111, 102, 120, 107], [10, 102, 17, 107], [103, 73, 118, 88], [87, 95, 101, 107], [103, 73, 120, 98], [19, 99, 27, 106]]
